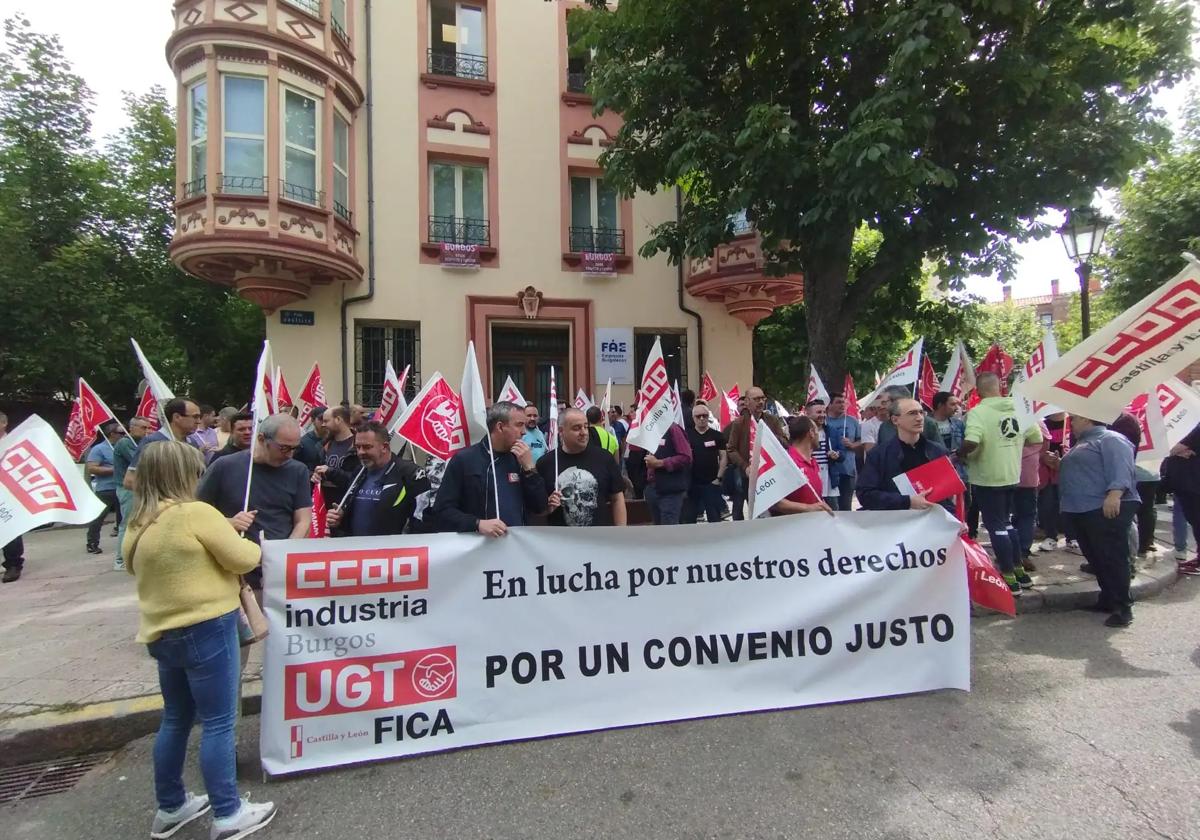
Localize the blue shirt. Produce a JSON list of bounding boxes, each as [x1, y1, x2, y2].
[[1059, 427, 1140, 514], [348, 466, 387, 537], [826, 415, 861, 478], [522, 428, 547, 463], [86, 440, 116, 492]]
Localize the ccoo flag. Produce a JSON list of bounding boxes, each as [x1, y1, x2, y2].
[[626, 337, 676, 451], [807, 365, 830, 405], [395, 373, 468, 461], [497, 375, 527, 408], [748, 418, 810, 518], [375, 361, 410, 433]]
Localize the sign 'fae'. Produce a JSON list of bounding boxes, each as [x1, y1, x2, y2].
[[0, 415, 105, 545]]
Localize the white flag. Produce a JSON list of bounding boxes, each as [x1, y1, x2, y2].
[[461, 341, 488, 446], [748, 418, 808, 519], [671, 380, 685, 427], [376, 361, 410, 433], [941, 340, 976, 398], [861, 338, 924, 408], [497, 376, 527, 408], [1126, 391, 1170, 463], [807, 365, 830, 405], [1023, 329, 1063, 419], [626, 337, 676, 451], [574, 388, 594, 411], [548, 367, 559, 450], [250, 341, 274, 427], [774, 401, 791, 418], [0, 415, 106, 545], [1023, 261, 1200, 419], [130, 338, 175, 402], [600, 379, 612, 414], [1157, 379, 1200, 446]]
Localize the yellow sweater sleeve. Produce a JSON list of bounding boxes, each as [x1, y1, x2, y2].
[[189, 503, 262, 575]]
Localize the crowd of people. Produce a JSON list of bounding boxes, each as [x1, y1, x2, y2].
[[2, 371, 1197, 840]]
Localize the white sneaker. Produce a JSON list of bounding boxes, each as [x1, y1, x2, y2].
[[1065, 540, 1081, 554], [1040, 538, 1059, 552], [113, 557, 126, 572], [1176, 549, 1189, 562], [151, 792, 210, 839], [210, 798, 277, 840]]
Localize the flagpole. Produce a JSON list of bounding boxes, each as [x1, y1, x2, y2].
[[242, 435, 256, 512], [335, 466, 366, 510]]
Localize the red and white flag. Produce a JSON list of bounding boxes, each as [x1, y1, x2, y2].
[[699, 371, 719, 403], [807, 365, 830, 405], [748, 418, 810, 518], [960, 537, 1016, 616], [0, 415, 106, 545], [574, 388, 594, 411], [548, 367, 559, 450], [891, 456, 966, 504], [1125, 392, 1169, 462], [862, 338, 924, 407], [461, 342, 488, 446], [63, 400, 91, 461], [497, 375, 527, 407], [394, 373, 468, 461], [1156, 379, 1200, 445], [717, 388, 739, 431], [1024, 262, 1200, 419], [844, 373, 862, 420], [626, 336, 676, 450], [131, 338, 174, 426], [940, 340, 976, 399], [77, 378, 119, 441], [274, 367, 294, 409], [1022, 329, 1062, 418], [250, 341, 275, 426], [135, 384, 161, 431], [671, 380, 685, 427], [309, 483, 328, 538], [297, 363, 326, 427], [976, 343, 1015, 385], [374, 361, 410, 433], [917, 353, 939, 408], [774, 401, 791, 418]]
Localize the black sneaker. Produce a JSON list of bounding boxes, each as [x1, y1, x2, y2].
[[1, 567, 20, 583], [1104, 609, 1133, 628], [1079, 562, 1095, 575], [1015, 569, 1035, 589], [86, 545, 103, 555]]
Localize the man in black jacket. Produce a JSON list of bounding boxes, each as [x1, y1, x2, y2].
[[326, 422, 429, 537], [857, 398, 948, 512], [434, 401, 548, 536]]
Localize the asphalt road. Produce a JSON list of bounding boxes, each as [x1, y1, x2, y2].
[[4, 582, 1199, 840]]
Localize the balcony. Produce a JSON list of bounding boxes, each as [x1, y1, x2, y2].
[[566, 70, 588, 94], [421, 48, 494, 94], [569, 226, 625, 254], [281, 179, 324, 207], [427, 215, 490, 247], [685, 228, 804, 326], [280, 0, 321, 16]]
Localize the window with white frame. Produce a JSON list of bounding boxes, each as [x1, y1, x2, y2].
[[187, 81, 207, 193], [428, 0, 486, 79], [282, 87, 319, 205], [333, 113, 350, 221], [331, 0, 349, 42], [429, 161, 488, 245], [221, 75, 265, 194], [569, 175, 622, 253]]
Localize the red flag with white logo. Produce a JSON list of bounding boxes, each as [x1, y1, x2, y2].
[[548, 366, 559, 450], [844, 373, 861, 420], [135, 384, 161, 431], [274, 367, 294, 408], [2, 415, 106, 544], [77, 378, 119, 442], [297, 363, 326, 427], [63, 400, 91, 461], [976, 343, 1014, 393], [699, 371, 719, 403], [891, 455, 965, 504], [394, 373, 468, 461], [374, 361, 410, 433], [918, 353, 939, 408], [309, 483, 328, 538], [961, 536, 1016, 616], [717, 388, 739, 431]]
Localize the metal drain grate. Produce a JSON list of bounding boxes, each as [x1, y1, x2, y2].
[[0, 753, 111, 804]]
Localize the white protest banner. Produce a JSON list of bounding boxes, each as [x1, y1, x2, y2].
[[1022, 262, 1200, 419], [807, 365, 830, 405], [0, 415, 106, 546], [626, 337, 675, 450], [259, 510, 969, 776], [1155, 379, 1200, 446]]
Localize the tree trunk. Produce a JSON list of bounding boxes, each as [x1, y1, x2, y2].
[[802, 233, 856, 395]]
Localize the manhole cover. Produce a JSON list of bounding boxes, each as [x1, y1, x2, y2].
[[0, 753, 111, 804]]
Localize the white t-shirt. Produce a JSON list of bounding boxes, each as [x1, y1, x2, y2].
[[861, 416, 882, 444], [813, 429, 831, 494]]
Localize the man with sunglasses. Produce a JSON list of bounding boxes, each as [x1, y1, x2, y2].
[[197, 413, 312, 591]]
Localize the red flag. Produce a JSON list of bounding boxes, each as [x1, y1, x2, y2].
[[718, 388, 739, 430], [77, 378, 118, 441], [309, 483, 328, 538], [961, 536, 1016, 616], [63, 400, 91, 461], [918, 354, 939, 408], [262, 371, 277, 414], [843, 373, 861, 420], [892, 455, 966, 504], [393, 373, 468, 461], [136, 385, 161, 431], [275, 368, 294, 408], [976, 343, 1013, 393], [297, 363, 326, 426], [699, 371, 719, 404]]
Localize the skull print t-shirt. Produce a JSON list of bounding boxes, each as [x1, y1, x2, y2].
[[537, 443, 625, 526]]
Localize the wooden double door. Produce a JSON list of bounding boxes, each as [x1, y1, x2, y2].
[[491, 325, 570, 418]]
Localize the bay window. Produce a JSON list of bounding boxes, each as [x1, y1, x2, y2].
[[222, 75, 266, 194], [333, 113, 350, 221], [283, 88, 320, 205], [187, 81, 207, 194]]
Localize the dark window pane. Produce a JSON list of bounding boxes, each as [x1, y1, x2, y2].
[[634, 331, 688, 391]]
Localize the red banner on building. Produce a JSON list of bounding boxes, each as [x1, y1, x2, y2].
[[440, 243, 480, 268], [583, 252, 616, 276]]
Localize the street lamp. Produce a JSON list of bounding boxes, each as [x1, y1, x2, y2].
[[1057, 207, 1111, 339]]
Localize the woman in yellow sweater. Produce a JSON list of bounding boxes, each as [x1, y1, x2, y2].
[[123, 440, 277, 840]]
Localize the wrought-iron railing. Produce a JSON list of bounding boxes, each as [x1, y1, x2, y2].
[[330, 15, 350, 46], [334, 199, 353, 225], [219, 174, 266, 195], [281, 0, 321, 18], [182, 175, 207, 199], [566, 70, 589, 93], [280, 179, 324, 206], [569, 226, 625, 254], [428, 215, 490, 246], [427, 48, 488, 81]]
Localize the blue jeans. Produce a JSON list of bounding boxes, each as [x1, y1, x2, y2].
[[645, 485, 685, 525], [686, 483, 724, 523], [147, 610, 242, 818], [973, 484, 1020, 573], [116, 488, 133, 562], [1013, 487, 1038, 559], [1173, 499, 1191, 553]]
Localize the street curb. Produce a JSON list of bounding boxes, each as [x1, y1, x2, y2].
[[973, 558, 1186, 616], [0, 682, 262, 768]]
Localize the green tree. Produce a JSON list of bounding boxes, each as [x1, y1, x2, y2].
[[1053, 290, 1122, 352], [576, 0, 1191, 388], [960, 302, 1046, 368]]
